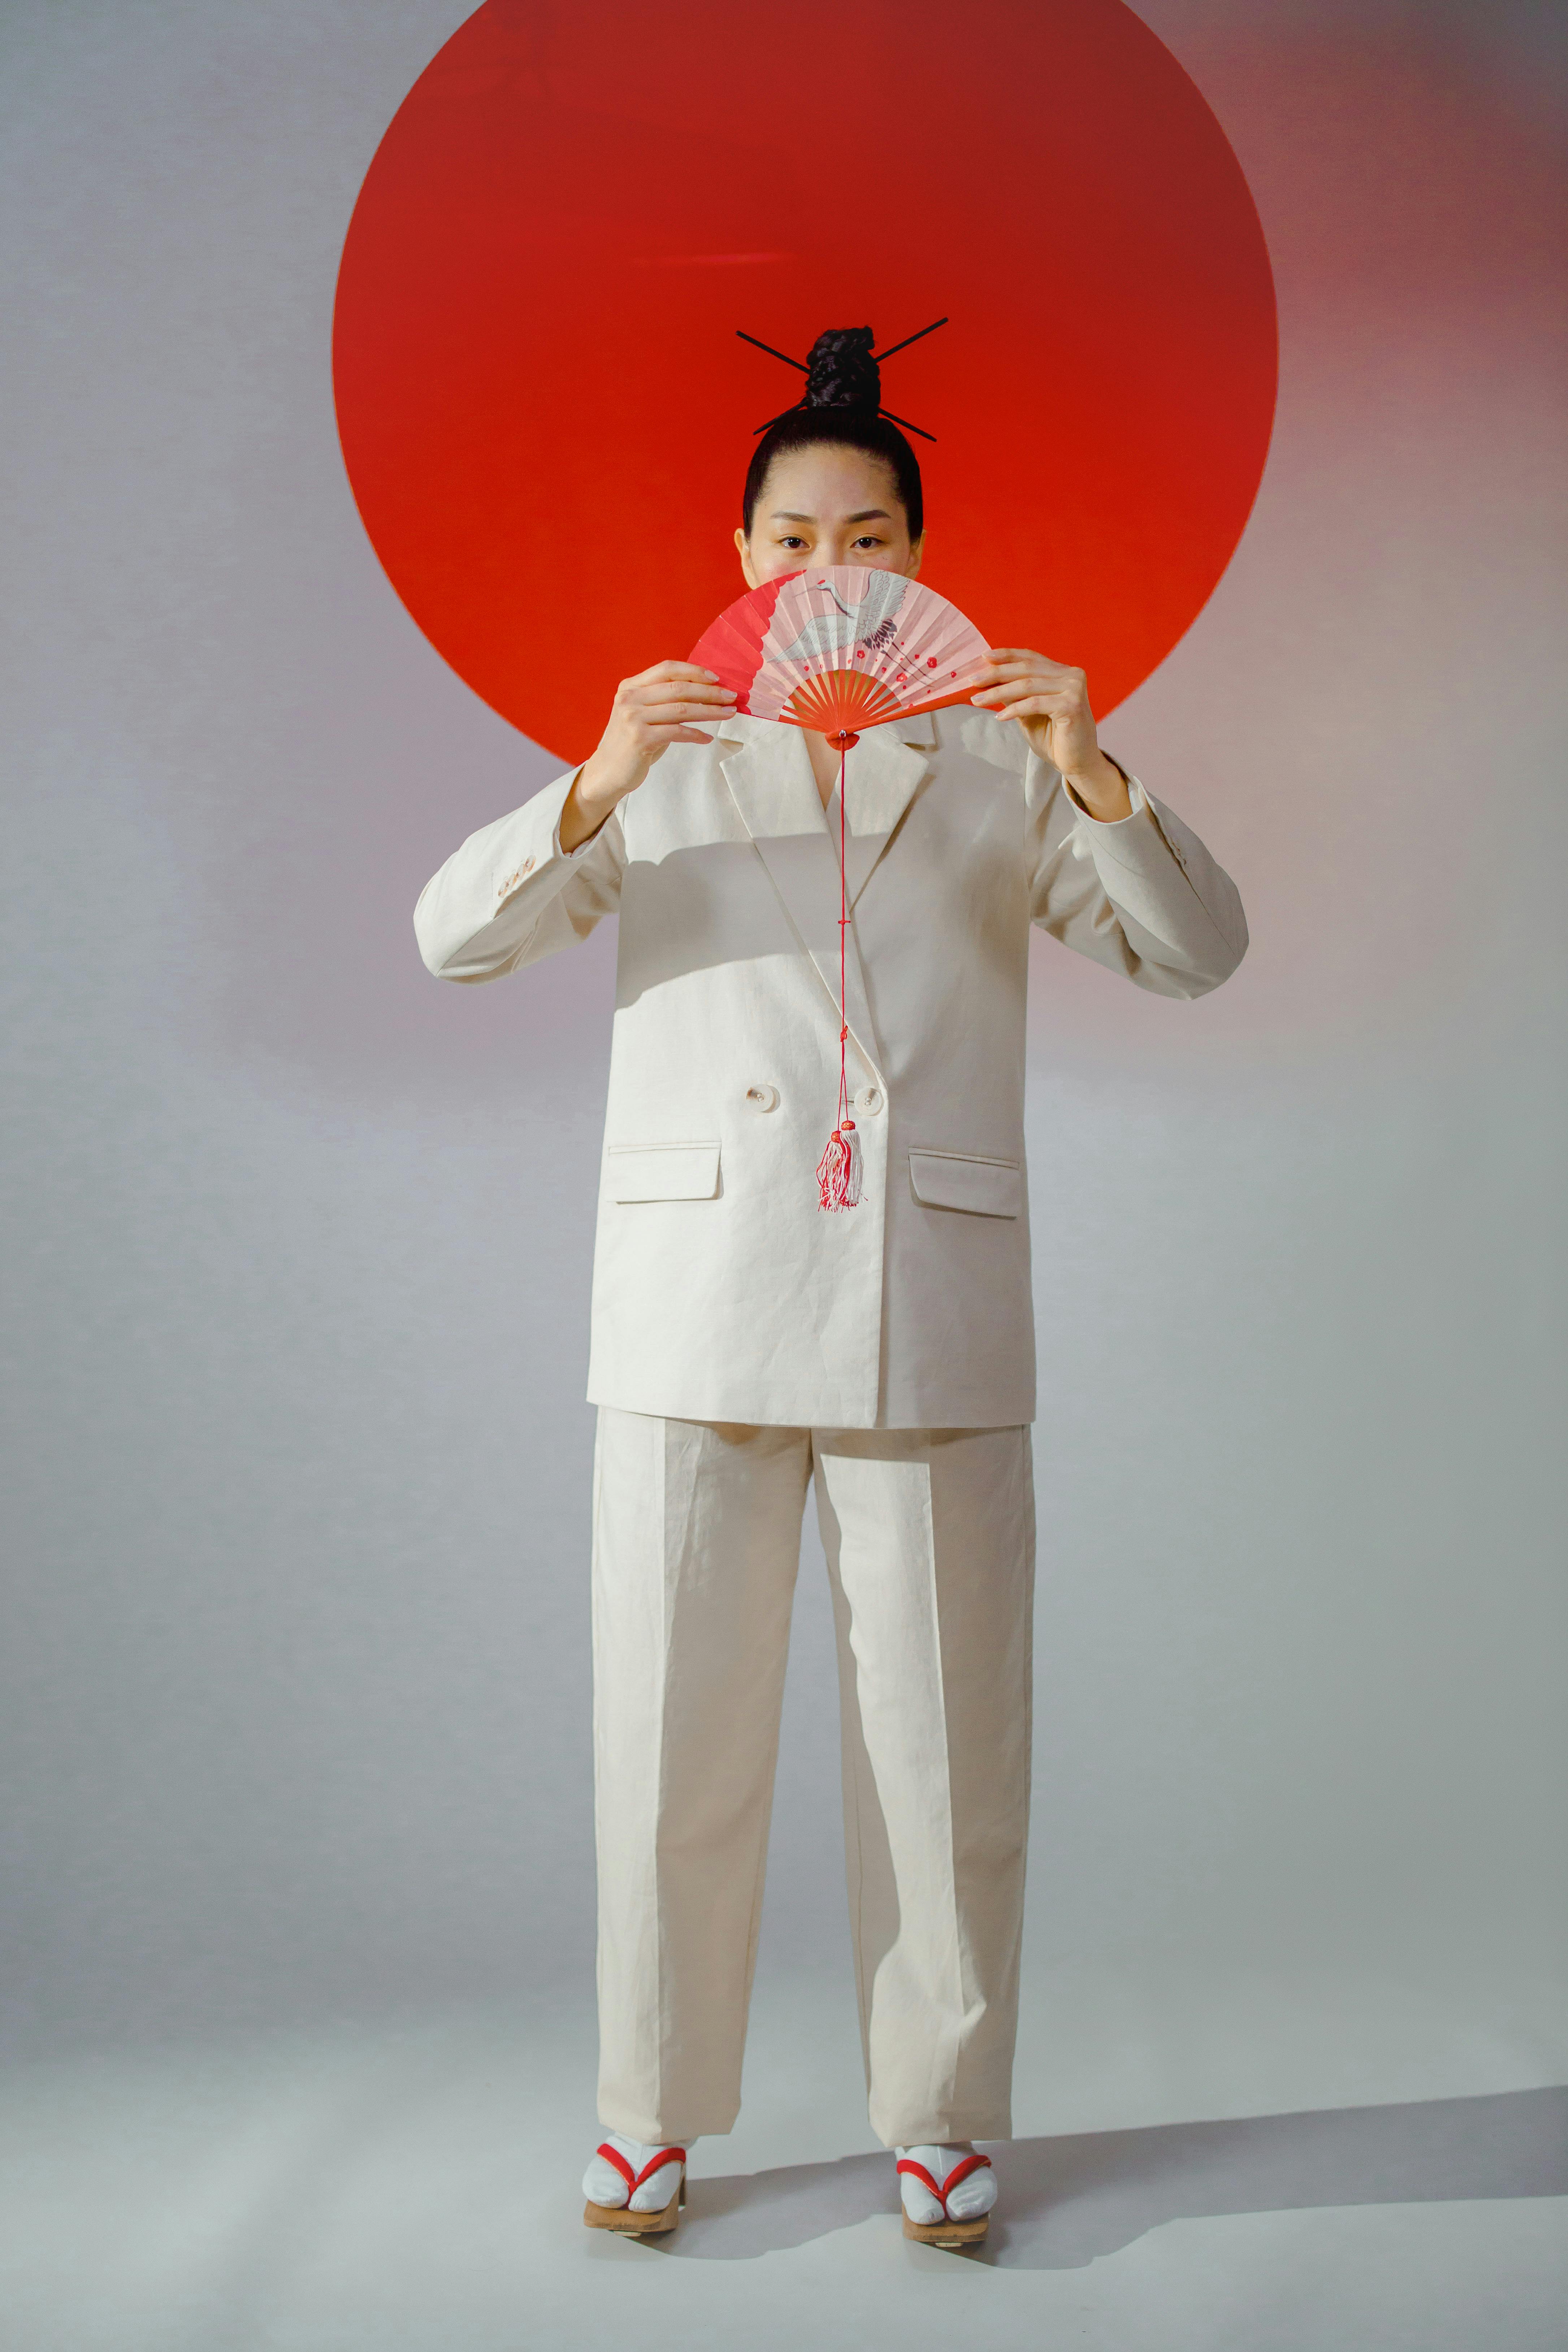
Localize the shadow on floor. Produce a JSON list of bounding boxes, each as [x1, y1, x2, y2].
[[663, 2086, 1568, 2267]]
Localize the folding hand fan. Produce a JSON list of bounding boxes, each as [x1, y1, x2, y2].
[[690, 565, 992, 741], [690, 567, 992, 1210]]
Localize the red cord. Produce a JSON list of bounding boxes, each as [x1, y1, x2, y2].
[[815, 731, 862, 1210], [838, 732, 849, 1134]]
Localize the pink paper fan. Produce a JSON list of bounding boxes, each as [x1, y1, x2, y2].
[[690, 567, 990, 738]]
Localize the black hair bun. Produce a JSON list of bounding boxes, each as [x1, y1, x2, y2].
[[804, 327, 880, 413]]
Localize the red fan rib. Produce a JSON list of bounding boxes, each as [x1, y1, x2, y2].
[[782, 667, 904, 734]]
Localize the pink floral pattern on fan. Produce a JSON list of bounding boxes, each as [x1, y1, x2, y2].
[[690, 567, 991, 736]]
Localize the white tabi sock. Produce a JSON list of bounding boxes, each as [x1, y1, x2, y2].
[[582, 2130, 690, 2213], [896, 2143, 998, 2223]]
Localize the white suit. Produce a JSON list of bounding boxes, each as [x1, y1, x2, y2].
[[414, 707, 1247, 1429], [415, 706, 1246, 2147]]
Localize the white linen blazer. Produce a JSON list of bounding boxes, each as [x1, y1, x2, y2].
[[414, 706, 1246, 1428]]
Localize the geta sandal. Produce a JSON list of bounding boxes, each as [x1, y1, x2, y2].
[[583, 2143, 687, 2235]]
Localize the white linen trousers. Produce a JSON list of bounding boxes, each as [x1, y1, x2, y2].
[[592, 1408, 1035, 2151]]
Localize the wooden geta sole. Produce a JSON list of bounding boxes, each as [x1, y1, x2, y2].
[[902, 2210, 989, 2248], [584, 2180, 686, 2235]]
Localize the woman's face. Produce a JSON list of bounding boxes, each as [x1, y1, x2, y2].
[[736, 443, 924, 588]]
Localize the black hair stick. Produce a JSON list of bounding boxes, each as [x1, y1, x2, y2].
[[876, 407, 936, 442], [871, 317, 948, 364], [736, 330, 806, 371]]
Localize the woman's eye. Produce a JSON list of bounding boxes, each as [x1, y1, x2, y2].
[[852, 536, 883, 550], [778, 535, 807, 550]]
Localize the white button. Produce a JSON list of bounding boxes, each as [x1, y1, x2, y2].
[[854, 1086, 884, 1116], [743, 1084, 779, 1114]]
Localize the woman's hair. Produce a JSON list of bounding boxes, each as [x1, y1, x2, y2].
[[741, 328, 924, 542]]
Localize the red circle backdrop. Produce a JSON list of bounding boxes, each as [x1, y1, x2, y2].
[[333, 0, 1277, 764]]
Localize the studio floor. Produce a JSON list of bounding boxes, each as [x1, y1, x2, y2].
[[4, 1975, 1565, 2352]]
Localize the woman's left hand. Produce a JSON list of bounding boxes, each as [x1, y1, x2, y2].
[[971, 649, 1131, 821]]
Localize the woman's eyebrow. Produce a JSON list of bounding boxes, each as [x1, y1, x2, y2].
[[769, 508, 892, 523]]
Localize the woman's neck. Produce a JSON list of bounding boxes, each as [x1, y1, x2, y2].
[[804, 728, 843, 809]]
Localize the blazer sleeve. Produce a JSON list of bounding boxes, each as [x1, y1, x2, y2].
[[413, 769, 626, 984], [1024, 750, 1248, 999]]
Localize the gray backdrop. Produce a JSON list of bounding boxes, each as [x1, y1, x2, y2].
[[3, 0, 1565, 2171]]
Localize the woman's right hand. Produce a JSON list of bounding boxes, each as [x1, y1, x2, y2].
[[560, 662, 737, 850]]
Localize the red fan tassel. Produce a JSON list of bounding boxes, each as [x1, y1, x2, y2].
[[817, 1116, 861, 1210], [818, 728, 862, 1213]]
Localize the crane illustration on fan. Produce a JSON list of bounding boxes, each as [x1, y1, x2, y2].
[[690, 566, 991, 1210]]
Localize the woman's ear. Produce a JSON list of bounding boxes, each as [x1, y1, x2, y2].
[[735, 525, 759, 590], [905, 534, 925, 581]]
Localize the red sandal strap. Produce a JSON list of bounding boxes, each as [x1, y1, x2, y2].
[[595, 2142, 637, 2192], [595, 2142, 686, 2196], [939, 2152, 992, 2200], [897, 2151, 992, 2214]]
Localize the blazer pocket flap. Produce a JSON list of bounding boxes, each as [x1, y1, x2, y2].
[[608, 1141, 722, 1203], [909, 1149, 1022, 1218]]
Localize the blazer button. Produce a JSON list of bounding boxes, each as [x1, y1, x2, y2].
[[743, 1084, 779, 1114], [855, 1085, 884, 1116]]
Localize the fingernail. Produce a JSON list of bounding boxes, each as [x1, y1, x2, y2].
[[703, 670, 719, 681]]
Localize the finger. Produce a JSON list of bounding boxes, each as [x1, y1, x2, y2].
[[976, 658, 1069, 684], [986, 649, 1079, 673], [634, 698, 738, 725], [971, 679, 1074, 709], [630, 660, 732, 686], [971, 674, 1069, 700], [986, 697, 1073, 723], [631, 699, 737, 726], [628, 682, 737, 709]]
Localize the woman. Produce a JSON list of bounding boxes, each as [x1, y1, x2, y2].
[[414, 329, 1248, 2244]]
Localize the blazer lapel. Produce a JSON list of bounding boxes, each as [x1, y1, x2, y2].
[[839, 710, 936, 907], [718, 718, 885, 1084]]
